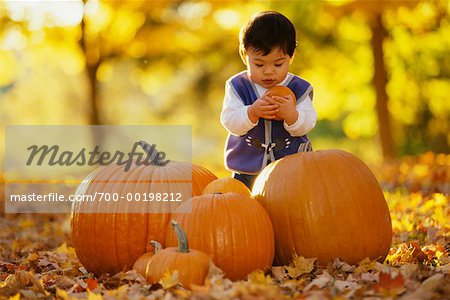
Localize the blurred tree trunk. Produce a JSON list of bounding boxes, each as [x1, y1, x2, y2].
[[79, 4, 101, 125], [370, 13, 395, 160], [325, 1, 422, 161]]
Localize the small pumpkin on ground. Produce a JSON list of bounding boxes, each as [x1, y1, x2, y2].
[[202, 177, 251, 196], [166, 192, 274, 281], [133, 240, 162, 277], [252, 149, 393, 266], [144, 220, 211, 288]]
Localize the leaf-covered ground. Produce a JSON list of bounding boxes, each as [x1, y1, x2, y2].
[[1, 152, 449, 299]]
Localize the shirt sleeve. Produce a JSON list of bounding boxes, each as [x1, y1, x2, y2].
[[283, 95, 317, 136], [220, 82, 258, 136]]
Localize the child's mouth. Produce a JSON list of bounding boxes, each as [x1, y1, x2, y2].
[[263, 79, 275, 86]]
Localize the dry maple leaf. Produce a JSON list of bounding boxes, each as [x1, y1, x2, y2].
[[285, 255, 316, 278], [55, 288, 78, 300], [401, 273, 445, 300], [304, 271, 333, 291], [55, 243, 77, 256], [85, 278, 98, 291], [270, 266, 286, 282], [86, 290, 103, 300], [103, 284, 128, 298], [159, 270, 179, 290], [372, 271, 406, 297], [354, 257, 377, 274], [247, 269, 273, 286]]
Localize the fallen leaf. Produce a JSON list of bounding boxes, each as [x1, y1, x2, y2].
[[354, 257, 377, 274], [55, 288, 78, 300], [285, 255, 316, 278], [206, 261, 223, 279], [270, 266, 286, 282], [85, 278, 98, 291], [247, 270, 273, 286], [372, 272, 406, 297], [334, 279, 360, 292], [401, 273, 444, 300], [55, 276, 77, 289], [86, 290, 103, 300], [104, 284, 128, 298], [7, 293, 20, 300], [159, 271, 179, 290], [55, 243, 76, 256], [360, 272, 378, 283], [304, 271, 333, 291]]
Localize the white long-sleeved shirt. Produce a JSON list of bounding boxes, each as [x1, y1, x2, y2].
[[221, 73, 317, 137]]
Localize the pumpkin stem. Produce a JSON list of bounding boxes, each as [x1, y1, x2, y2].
[[171, 220, 189, 253], [150, 240, 163, 254]]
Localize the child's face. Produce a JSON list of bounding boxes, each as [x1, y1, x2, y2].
[[245, 47, 292, 89]]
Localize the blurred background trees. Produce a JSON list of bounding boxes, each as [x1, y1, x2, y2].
[[1, 0, 449, 176]]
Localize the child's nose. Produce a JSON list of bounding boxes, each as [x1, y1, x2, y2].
[[263, 67, 274, 75]]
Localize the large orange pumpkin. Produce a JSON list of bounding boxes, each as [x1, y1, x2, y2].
[[202, 177, 251, 196], [252, 149, 392, 266], [165, 193, 274, 280], [144, 220, 211, 288], [71, 157, 216, 275]]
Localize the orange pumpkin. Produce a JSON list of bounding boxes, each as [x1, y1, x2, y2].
[[144, 220, 211, 288], [133, 241, 162, 277], [252, 149, 393, 266], [71, 149, 217, 275], [202, 177, 251, 196], [166, 193, 274, 280], [266, 86, 296, 121]]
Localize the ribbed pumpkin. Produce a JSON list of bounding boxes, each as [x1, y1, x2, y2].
[[267, 86, 296, 121], [202, 177, 251, 196], [70, 146, 217, 275], [252, 149, 392, 266], [133, 241, 162, 277], [144, 220, 211, 288], [165, 193, 274, 280]]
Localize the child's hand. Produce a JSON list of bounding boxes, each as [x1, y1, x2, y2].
[[248, 96, 279, 123], [267, 95, 298, 125]]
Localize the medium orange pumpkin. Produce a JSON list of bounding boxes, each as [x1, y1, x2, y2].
[[267, 86, 296, 121], [252, 149, 393, 266], [166, 193, 274, 280], [133, 241, 162, 277], [202, 177, 251, 196], [70, 144, 217, 275], [144, 220, 211, 288]]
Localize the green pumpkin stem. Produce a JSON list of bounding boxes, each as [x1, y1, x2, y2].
[[171, 220, 190, 253], [150, 240, 162, 254]]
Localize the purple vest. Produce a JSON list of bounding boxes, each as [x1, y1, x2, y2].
[[225, 71, 313, 174]]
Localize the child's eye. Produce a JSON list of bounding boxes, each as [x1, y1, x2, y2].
[[275, 64, 283, 67], [255, 64, 263, 67]]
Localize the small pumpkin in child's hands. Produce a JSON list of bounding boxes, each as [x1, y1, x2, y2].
[[266, 86, 296, 121]]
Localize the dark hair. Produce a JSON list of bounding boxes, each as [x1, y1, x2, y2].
[[239, 11, 297, 60]]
